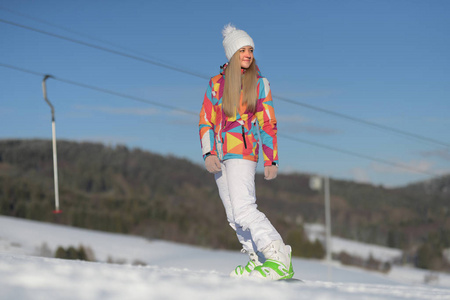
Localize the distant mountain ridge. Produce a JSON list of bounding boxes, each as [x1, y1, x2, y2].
[[404, 174, 450, 196], [0, 139, 449, 271]]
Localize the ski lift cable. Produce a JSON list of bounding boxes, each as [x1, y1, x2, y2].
[[278, 133, 440, 177], [0, 62, 197, 116], [0, 18, 448, 149], [1, 63, 440, 178]]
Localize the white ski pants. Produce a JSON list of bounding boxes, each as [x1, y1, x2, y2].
[[214, 159, 282, 252]]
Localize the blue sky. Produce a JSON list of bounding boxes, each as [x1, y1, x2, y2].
[[1, 0, 449, 187]]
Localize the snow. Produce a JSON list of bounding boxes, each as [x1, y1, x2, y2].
[[304, 223, 403, 263], [1, 216, 450, 300]]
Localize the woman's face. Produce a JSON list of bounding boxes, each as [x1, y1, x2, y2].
[[239, 46, 254, 69]]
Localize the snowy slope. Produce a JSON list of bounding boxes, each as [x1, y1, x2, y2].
[[1, 216, 449, 300], [304, 223, 402, 263]]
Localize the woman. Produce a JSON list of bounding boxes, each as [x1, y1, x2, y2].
[[199, 24, 294, 281]]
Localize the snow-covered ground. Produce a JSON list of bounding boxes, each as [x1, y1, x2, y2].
[[1, 215, 449, 300]]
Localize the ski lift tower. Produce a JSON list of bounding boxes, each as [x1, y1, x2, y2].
[[42, 75, 61, 214], [309, 175, 332, 279]]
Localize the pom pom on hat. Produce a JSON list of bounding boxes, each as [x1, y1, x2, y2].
[[222, 23, 254, 61], [222, 23, 237, 39]]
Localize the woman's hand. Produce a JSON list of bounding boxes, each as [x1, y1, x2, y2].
[[264, 165, 278, 180], [205, 155, 221, 174]]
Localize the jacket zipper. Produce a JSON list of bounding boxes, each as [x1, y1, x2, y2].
[[241, 125, 247, 149]]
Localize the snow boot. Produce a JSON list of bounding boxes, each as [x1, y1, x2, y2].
[[250, 240, 294, 280], [230, 250, 262, 277]]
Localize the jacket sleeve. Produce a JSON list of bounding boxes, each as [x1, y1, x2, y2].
[[199, 79, 217, 160], [255, 78, 279, 167]]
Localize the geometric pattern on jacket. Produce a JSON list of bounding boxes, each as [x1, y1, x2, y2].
[[199, 65, 278, 167]]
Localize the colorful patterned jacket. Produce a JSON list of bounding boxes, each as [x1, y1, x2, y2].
[[199, 65, 278, 167]]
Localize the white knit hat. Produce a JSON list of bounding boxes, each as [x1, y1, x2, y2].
[[222, 23, 255, 61]]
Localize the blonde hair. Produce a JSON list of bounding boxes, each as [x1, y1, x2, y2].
[[222, 51, 257, 117]]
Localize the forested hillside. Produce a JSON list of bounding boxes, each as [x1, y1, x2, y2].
[[1, 139, 449, 271]]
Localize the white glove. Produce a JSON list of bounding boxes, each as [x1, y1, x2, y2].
[[264, 165, 278, 180], [205, 155, 221, 174]]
